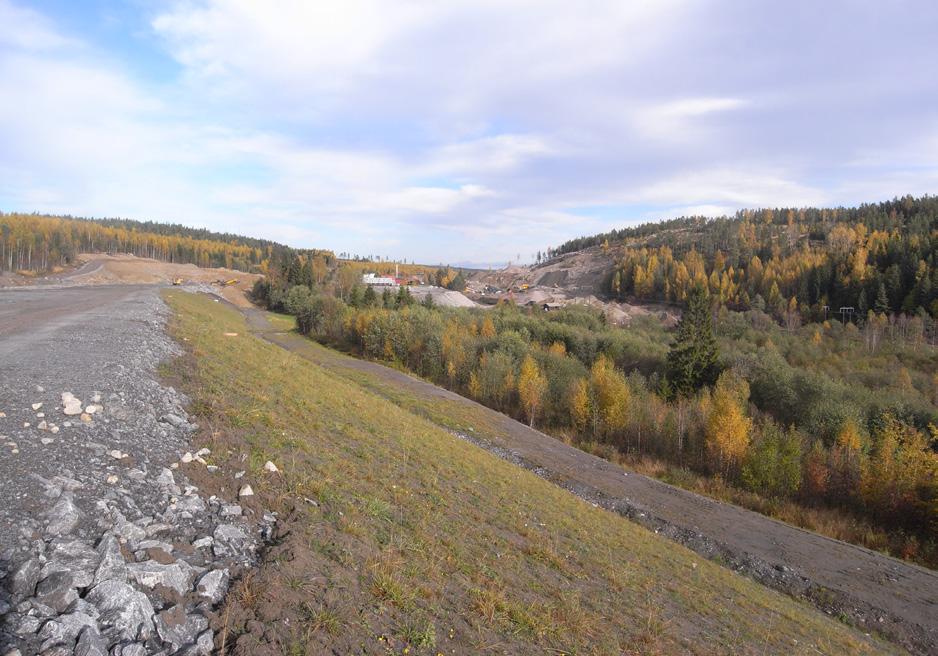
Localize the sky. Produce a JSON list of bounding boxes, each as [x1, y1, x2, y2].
[[1, 1, 937, 265]]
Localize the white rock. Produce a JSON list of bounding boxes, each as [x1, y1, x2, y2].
[[170, 463, 179, 469], [106, 475, 119, 485], [263, 461, 279, 473], [80, 413, 92, 423], [238, 485, 254, 497], [0, 411, 6, 417], [23, 422, 30, 428], [180, 452, 194, 464], [84, 405, 101, 415], [63, 402, 83, 416], [194, 456, 207, 465], [37, 385, 45, 392], [109, 450, 125, 460], [41, 438, 54, 445], [36, 412, 45, 418], [50, 426, 59, 434], [38, 421, 48, 430], [234, 471, 245, 479], [32, 403, 43, 410], [195, 448, 211, 457]]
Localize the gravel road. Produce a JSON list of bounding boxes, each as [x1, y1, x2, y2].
[[0, 286, 273, 655]]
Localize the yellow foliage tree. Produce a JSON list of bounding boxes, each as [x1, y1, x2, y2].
[[518, 355, 547, 428], [480, 317, 496, 338], [705, 373, 752, 476], [589, 356, 630, 441], [569, 378, 590, 434]]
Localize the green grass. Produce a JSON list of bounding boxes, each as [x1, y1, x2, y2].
[[165, 290, 900, 655]]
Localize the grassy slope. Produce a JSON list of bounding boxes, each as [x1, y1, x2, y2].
[[165, 291, 897, 656]]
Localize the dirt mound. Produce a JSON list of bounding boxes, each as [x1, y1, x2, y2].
[[43, 254, 262, 307]]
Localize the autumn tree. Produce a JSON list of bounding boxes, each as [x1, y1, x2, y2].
[[667, 284, 720, 396], [589, 355, 630, 443], [518, 355, 547, 428], [705, 371, 751, 476]]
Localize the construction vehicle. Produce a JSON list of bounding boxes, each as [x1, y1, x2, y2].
[[172, 277, 184, 286]]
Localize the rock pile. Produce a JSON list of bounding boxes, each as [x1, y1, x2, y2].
[[0, 466, 273, 655]]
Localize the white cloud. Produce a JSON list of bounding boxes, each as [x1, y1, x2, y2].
[[2, 0, 938, 263]]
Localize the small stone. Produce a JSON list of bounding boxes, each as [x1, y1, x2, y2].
[[44, 493, 81, 537], [23, 422, 30, 428], [50, 425, 59, 434], [195, 447, 211, 457], [206, 465, 219, 473], [0, 411, 5, 417], [41, 437, 55, 445], [195, 569, 229, 605], [106, 475, 119, 485], [263, 461, 279, 473], [37, 385, 45, 392], [170, 462, 179, 469], [109, 450, 125, 460], [80, 413, 92, 423], [36, 412, 45, 418], [32, 402, 43, 410], [84, 404, 101, 415], [220, 504, 242, 517], [63, 401, 83, 416], [192, 536, 213, 549], [38, 420, 48, 431], [180, 452, 194, 464], [91, 392, 102, 403], [238, 484, 254, 497]]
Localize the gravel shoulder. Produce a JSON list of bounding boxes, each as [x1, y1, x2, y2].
[[240, 305, 938, 656], [0, 286, 274, 655]]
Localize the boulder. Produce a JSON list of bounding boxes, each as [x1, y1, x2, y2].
[[86, 580, 154, 641], [155, 605, 209, 651], [93, 534, 128, 585], [74, 626, 108, 656], [34, 571, 78, 613], [127, 560, 200, 596], [9, 558, 41, 601]]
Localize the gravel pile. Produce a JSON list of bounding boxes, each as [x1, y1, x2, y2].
[[0, 287, 273, 655]]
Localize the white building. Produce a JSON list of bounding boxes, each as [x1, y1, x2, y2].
[[362, 272, 396, 286]]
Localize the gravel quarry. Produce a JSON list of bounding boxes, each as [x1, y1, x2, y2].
[[0, 286, 274, 655]]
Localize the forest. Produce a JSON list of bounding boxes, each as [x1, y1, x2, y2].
[[252, 200, 938, 569], [0, 213, 298, 273], [553, 196, 938, 326]]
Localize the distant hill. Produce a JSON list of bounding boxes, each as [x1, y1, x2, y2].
[[0, 212, 321, 275], [549, 195, 938, 320]]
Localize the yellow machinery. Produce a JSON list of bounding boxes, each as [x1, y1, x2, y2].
[[172, 278, 184, 285]]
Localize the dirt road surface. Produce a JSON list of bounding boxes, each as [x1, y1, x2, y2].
[[240, 306, 938, 656]]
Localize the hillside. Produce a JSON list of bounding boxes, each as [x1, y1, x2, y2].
[[0, 213, 302, 275], [535, 195, 938, 325], [162, 290, 900, 655]]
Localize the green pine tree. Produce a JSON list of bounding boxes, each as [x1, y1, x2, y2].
[[667, 284, 720, 397], [874, 282, 890, 314]]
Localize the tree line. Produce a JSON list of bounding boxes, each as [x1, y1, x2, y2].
[[0, 213, 298, 274]]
